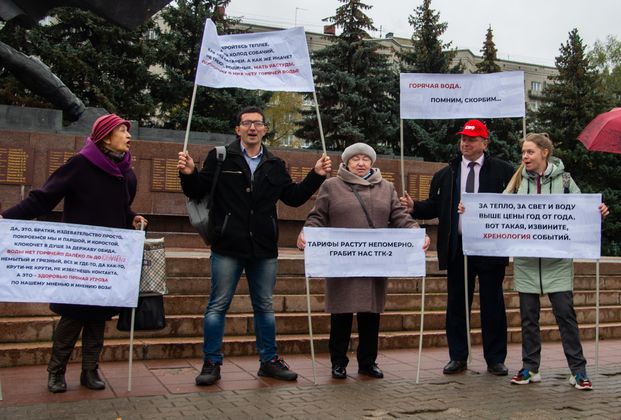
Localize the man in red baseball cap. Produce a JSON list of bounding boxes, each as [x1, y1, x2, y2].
[[457, 119, 488, 138], [400, 119, 514, 377]]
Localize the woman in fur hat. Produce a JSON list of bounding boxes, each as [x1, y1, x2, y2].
[[1, 114, 147, 393], [297, 143, 429, 379]]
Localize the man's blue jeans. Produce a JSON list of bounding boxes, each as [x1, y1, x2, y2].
[[203, 252, 278, 364]]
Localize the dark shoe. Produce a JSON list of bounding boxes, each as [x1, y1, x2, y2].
[[258, 357, 298, 381], [487, 362, 509, 376], [80, 369, 106, 390], [358, 363, 384, 378], [443, 360, 467, 374], [331, 365, 347, 379], [195, 361, 221, 386], [47, 372, 67, 393]]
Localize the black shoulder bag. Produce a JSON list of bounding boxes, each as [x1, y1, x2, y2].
[[186, 146, 226, 245]]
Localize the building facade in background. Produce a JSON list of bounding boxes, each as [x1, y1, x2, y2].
[[239, 22, 557, 146]]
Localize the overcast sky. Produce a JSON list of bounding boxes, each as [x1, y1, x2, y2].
[[225, 0, 621, 67]]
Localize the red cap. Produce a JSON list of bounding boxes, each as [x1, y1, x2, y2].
[[90, 114, 131, 143], [457, 119, 488, 139]]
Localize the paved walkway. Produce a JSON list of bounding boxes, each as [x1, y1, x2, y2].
[[1, 338, 620, 419]]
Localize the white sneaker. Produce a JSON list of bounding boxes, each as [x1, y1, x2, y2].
[[569, 372, 593, 390], [510, 368, 542, 385]]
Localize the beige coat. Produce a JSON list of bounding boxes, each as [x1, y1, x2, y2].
[[304, 164, 419, 313]]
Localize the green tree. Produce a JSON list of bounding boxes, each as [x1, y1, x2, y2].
[[400, 0, 458, 74], [294, 0, 399, 153], [535, 28, 620, 255], [264, 92, 304, 147], [0, 8, 158, 122], [589, 35, 621, 105], [475, 26, 521, 164], [0, 21, 50, 109], [151, 0, 270, 133], [536, 29, 610, 148], [476, 26, 501, 74], [399, 0, 463, 162]]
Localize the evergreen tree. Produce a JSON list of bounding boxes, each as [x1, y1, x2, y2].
[[475, 26, 501, 73], [475, 26, 520, 164], [294, 0, 399, 153], [535, 28, 620, 255], [536, 29, 610, 149], [399, 0, 462, 162], [151, 0, 270, 133], [400, 0, 458, 74], [0, 8, 158, 123], [0, 21, 50, 109]]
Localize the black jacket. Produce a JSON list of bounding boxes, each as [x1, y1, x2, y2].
[[412, 153, 514, 270], [180, 140, 325, 259]]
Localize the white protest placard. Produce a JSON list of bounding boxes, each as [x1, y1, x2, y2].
[[400, 71, 525, 120], [0, 220, 145, 307], [303, 227, 426, 278], [461, 193, 602, 259], [195, 19, 315, 92]]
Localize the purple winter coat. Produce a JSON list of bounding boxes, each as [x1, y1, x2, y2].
[[2, 150, 138, 321]]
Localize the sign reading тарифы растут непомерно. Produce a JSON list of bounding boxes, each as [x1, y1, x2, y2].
[[303, 227, 426, 278]]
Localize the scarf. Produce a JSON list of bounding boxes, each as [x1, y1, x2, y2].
[[79, 137, 132, 178]]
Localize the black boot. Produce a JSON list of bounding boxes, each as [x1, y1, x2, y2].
[[47, 371, 67, 393], [80, 369, 106, 390]]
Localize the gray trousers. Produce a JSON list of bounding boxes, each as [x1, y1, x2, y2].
[[47, 316, 106, 373], [519, 291, 586, 375]]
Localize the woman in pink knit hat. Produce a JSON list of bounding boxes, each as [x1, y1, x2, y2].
[[1, 113, 148, 393]]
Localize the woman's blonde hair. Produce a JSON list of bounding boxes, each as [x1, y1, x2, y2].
[[504, 132, 554, 193]]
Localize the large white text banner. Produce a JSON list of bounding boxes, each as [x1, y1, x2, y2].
[[195, 19, 314, 92], [400, 72, 525, 120], [461, 193, 602, 259], [303, 227, 426, 278], [0, 220, 145, 307]]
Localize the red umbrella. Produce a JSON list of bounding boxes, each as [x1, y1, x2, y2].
[[578, 108, 621, 154]]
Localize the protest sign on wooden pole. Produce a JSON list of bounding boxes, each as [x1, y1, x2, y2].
[[303, 227, 426, 382], [0, 219, 144, 395], [399, 71, 527, 362]]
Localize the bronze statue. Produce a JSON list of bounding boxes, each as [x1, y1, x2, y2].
[[0, 0, 172, 121]]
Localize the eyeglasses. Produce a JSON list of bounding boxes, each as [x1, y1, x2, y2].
[[239, 120, 267, 128]]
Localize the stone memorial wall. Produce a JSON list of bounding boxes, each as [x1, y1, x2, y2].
[[0, 107, 444, 247]]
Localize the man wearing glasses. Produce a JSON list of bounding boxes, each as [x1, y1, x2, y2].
[[178, 106, 332, 386]]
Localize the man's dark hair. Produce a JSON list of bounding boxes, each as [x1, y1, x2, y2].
[[236, 106, 265, 125]]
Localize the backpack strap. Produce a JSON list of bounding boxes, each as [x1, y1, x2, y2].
[[562, 172, 571, 194], [209, 146, 227, 202], [215, 145, 226, 162]]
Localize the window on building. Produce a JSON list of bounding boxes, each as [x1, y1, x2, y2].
[[531, 81, 541, 92]]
